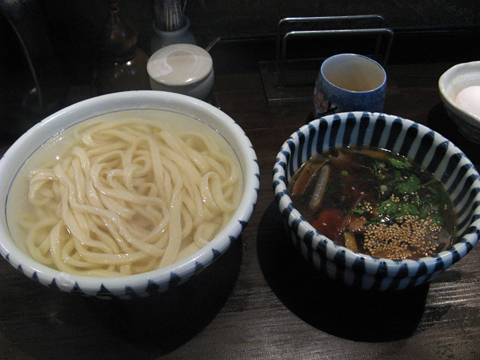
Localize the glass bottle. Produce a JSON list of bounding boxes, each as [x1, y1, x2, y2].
[[95, 0, 150, 94]]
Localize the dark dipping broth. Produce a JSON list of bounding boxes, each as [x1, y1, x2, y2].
[[288, 146, 457, 260]]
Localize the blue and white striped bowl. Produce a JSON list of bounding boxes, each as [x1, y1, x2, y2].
[[0, 91, 260, 299], [273, 112, 480, 291]]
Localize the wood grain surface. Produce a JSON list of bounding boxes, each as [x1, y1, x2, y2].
[[0, 62, 479, 360]]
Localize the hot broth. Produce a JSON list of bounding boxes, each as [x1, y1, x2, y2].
[[288, 146, 457, 260]]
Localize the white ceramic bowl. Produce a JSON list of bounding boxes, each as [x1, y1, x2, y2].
[[147, 44, 214, 100], [273, 112, 480, 291], [439, 61, 480, 143], [0, 91, 259, 299]]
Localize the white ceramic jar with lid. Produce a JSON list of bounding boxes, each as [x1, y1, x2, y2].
[[147, 44, 214, 100]]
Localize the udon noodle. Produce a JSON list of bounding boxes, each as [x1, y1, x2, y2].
[[13, 115, 242, 277]]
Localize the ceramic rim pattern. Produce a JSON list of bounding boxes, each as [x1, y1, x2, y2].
[[273, 111, 480, 291]]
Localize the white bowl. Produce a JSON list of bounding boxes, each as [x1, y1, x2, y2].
[[147, 44, 214, 100], [0, 90, 259, 299], [439, 61, 480, 143]]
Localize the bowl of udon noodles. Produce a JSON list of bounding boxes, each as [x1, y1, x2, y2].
[[273, 111, 480, 291], [0, 90, 259, 299]]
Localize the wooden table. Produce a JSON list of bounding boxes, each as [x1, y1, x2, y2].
[[1, 62, 479, 360]]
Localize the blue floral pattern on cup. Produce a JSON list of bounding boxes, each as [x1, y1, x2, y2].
[[314, 53, 387, 117]]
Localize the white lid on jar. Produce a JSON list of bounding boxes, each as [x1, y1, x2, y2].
[[147, 44, 213, 86]]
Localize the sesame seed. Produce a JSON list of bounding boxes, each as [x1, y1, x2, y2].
[[362, 215, 443, 259]]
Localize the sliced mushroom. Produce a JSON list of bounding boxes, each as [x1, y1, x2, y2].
[[349, 147, 390, 160], [291, 161, 322, 196], [344, 232, 359, 252], [309, 164, 330, 211]]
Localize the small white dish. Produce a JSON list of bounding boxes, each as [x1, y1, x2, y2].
[[147, 44, 214, 100], [439, 61, 480, 143]]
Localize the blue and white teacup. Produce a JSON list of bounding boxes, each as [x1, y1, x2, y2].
[[314, 53, 387, 117]]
